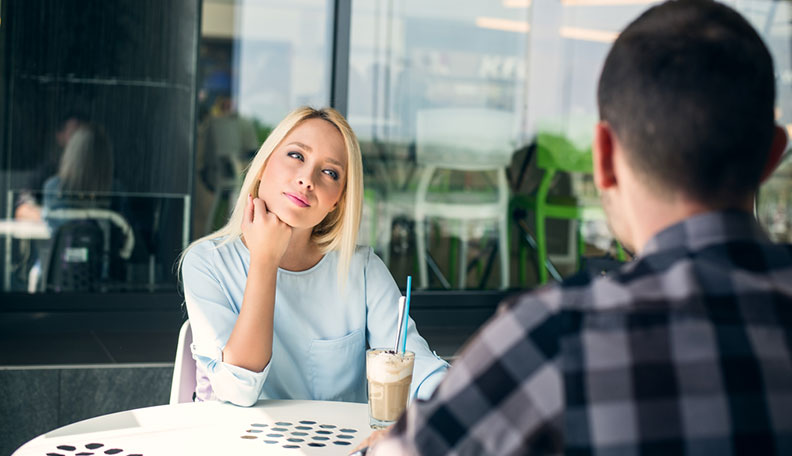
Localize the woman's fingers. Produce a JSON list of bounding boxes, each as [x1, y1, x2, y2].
[[252, 198, 268, 221], [244, 194, 254, 224]]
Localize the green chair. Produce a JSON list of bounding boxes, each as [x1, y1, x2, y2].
[[512, 132, 623, 285]]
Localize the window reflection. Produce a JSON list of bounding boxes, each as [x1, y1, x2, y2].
[[3, 0, 790, 297], [350, 0, 792, 289], [1, 0, 198, 294], [194, 0, 333, 237]]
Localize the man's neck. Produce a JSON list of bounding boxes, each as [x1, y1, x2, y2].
[[623, 186, 754, 254]]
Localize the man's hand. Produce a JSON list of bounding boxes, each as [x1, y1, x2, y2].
[[350, 428, 389, 455]]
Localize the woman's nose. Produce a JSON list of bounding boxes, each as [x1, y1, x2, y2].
[[297, 175, 313, 190]]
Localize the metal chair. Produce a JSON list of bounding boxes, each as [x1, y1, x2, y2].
[[512, 132, 624, 284]]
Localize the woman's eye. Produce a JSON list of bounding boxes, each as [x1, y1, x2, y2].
[[287, 151, 304, 160], [323, 169, 339, 180]]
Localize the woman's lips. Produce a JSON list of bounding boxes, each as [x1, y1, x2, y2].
[[284, 192, 310, 207]]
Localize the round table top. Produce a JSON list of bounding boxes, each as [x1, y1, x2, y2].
[[13, 399, 372, 456]]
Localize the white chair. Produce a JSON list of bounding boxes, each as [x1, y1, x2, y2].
[[170, 320, 196, 404], [381, 108, 515, 289]]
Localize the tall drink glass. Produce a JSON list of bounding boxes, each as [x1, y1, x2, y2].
[[366, 348, 415, 429]]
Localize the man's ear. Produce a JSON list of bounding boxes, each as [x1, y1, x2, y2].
[[593, 121, 618, 190], [759, 125, 788, 183]]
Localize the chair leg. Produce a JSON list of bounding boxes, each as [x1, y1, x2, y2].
[[499, 214, 509, 290], [458, 223, 468, 289], [416, 216, 429, 289], [616, 241, 627, 261], [576, 220, 585, 270], [536, 209, 548, 284], [448, 236, 458, 288]]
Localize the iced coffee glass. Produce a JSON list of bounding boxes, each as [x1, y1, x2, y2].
[[366, 348, 415, 429]]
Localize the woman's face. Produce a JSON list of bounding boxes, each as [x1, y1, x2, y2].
[[257, 118, 347, 231]]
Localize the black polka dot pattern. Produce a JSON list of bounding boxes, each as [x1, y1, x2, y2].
[[45, 442, 143, 456], [237, 419, 361, 450]]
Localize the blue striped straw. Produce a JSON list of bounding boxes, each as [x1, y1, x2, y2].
[[400, 276, 412, 354]]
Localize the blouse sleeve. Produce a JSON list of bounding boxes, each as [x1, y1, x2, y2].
[[182, 241, 271, 406], [363, 248, 448, 400]]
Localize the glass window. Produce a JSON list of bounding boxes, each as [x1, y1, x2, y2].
[[348, 0, 531, 290], [1, 1, 199, 294], [350, 0, 792, 290], [194, 0, 334, 238]]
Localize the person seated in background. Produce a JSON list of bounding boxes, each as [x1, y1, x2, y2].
[[365, 0, 792, 454], [14, 111, 89, 221], [179, 106, 447, 406], [41, 124, 116, 230]]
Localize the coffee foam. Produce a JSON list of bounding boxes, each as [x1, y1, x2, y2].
[[367, 350, 414, 383]]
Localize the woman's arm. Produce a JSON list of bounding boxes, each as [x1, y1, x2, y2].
[[183, 242, 270, 406], [222, 195, 292, 372]]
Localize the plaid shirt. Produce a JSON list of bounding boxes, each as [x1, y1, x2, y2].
[[378, 210, 792, 455]]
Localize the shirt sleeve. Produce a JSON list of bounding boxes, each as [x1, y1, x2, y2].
[[363, 248, 449, 401], [182, 241, 270, 407], [374, 289, 565, 455]]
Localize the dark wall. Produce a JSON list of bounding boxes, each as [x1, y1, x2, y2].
[[0, 0, 200, 295], [4, 0, 199, 194]]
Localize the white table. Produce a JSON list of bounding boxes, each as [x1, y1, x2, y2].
[[13, 400, 372, 456], [0, 219, 50, 291]]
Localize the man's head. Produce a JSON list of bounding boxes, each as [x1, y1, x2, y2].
[[594, 0, 787, 251]]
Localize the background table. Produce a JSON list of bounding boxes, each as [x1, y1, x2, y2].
[[13, 399, 371, 456]]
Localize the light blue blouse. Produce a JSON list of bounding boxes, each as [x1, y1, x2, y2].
[[182, 237, 448, 407]]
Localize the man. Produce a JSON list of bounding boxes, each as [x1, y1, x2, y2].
[[368, 0, 791, 454]]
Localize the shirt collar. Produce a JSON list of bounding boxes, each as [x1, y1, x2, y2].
[[640, 209, 768, 256]]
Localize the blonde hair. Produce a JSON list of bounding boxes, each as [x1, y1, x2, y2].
[[179, 106, 363, 285], [58, 125, 114, 193]]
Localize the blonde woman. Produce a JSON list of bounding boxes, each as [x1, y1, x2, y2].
[[180, 107, 447, 406]]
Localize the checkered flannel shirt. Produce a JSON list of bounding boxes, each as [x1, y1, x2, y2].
[[378, 210, 792, 455]]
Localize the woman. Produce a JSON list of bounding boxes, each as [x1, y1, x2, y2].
[[180, 107, 447, 406], [42, 124, 116, 227]]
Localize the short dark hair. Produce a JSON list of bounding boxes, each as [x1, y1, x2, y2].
[[597, 0, 776, 203]]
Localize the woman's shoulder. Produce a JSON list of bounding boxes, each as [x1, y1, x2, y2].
[[42, 175, 60, 192], [348, 245, 391, 275], [184, 236, 241, 266]]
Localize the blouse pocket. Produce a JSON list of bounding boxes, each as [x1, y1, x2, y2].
[[308, 328, 366, 402]]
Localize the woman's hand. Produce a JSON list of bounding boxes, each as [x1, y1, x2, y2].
[[241, 194, 293, 265]]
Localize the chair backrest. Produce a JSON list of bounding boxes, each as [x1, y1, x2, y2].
[[415, 108, 515, 170], [536, 132, 593, 173], [45, 208, 135, 259], [170, 320, 196, 404], [43, 208, 135, 292]]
